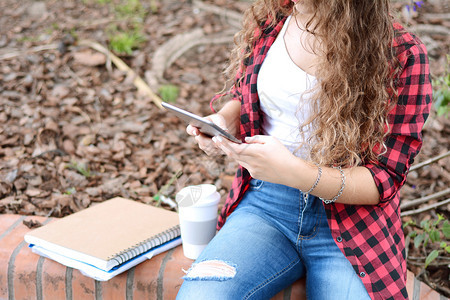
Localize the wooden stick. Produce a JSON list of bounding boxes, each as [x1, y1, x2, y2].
[[407, 260, 450, 267], [78, 40, 163, 109], [193, 0, 242, 28], [400, 188, 450, 210], [422, 13, 450, 22], [401, 198, 450, 217], [408, 256, 450, 262], [410, 150, 450, 172], [0, 43, 59, 60]]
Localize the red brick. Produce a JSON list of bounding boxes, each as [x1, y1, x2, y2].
[[12, 243, 39, 300], [162, 245, 193, 299], [41, 258, 67, 300], [0, 214, 24, 234], [0, 214, 445, 300], [0, 215, 32, 299], [71, 268, 95, 299], [420, 281, 441, 300], [100, 271, 128, 300], [406, 268, 415, 298], [289, 277, 307, 299], [132, 247, 167, 299]]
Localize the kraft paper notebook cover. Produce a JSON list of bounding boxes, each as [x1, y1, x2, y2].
[[24, 197, 181, 271]]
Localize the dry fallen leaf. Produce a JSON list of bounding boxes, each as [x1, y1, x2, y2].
[[73, 50, 106, 67]]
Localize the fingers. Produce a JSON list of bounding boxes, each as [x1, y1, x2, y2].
[[244, 135, 267, 144], [187, 113, 229, 157], [186, 124, 199, 137], [188, 125, 223, 156], [212, 136, 248, 158], [213, 136, 256, 174], [212, 136, 233, 156], [195, 134, 222, 156]]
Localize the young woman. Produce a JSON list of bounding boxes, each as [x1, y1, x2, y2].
[[178, 0, 432, 299]]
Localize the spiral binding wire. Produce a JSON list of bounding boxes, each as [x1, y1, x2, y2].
[[109, 225, 181, 267]]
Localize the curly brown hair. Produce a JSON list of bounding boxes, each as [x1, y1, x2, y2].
[[225, 0, 399, 167]]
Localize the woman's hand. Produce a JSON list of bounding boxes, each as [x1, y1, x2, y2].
[[213, 134, 381, 205], [187, 100, 241, 156], [212, 135, 300, 186], [186, 113, 228, 156]]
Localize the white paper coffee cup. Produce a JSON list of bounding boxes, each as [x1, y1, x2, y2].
[[176, 184, 220, 260]]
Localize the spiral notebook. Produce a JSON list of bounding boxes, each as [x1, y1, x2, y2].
[[24, 197, 180, 272]]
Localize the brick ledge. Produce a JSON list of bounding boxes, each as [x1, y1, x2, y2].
[[0, 214, 445, 300]]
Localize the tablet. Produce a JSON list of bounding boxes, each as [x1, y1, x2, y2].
[[161, 102, 242, 144]]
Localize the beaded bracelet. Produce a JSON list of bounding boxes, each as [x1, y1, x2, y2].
[[305, 163, 322, 194], [320, 166, 346, 204]]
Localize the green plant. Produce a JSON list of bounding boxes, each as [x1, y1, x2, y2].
[[153, 170, 183, 207], [17, 35, 40, 43], [432, 55, 450, 117], [158, 84, 179, 103], [115, 0, 146, 19], [66, 160, 92, 178], [64, 187, 77, 195], [109, 29, 145, 55], [82, 0, 111, 4], [88, 0, 148, 55], [404, 214, 450, 268]]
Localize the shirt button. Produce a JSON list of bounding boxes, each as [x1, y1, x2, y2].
[[336, 236, 343, 243], [359, 272, 366, 277]]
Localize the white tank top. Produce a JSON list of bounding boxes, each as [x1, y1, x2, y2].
[[257, 15, 316, 158]]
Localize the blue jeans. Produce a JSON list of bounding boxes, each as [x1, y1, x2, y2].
[[177, 179, 370, 300]]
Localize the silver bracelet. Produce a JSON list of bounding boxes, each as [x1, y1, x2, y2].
[[305, 163, 322, 194], [320, 166, 345, 204]]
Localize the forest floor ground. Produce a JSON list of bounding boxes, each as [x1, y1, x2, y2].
[[0, 0, 449, 296]]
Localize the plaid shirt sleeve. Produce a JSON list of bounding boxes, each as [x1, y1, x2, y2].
[[364, 30, 432, 203]]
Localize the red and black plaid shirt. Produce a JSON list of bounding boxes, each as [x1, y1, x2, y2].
[[211, 17, 432, 300]]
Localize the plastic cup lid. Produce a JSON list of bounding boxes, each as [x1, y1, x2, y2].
[[176, 184, 220, 208]]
